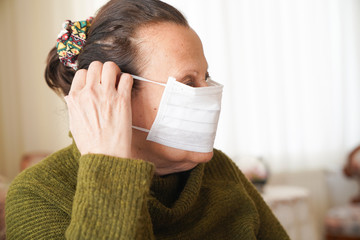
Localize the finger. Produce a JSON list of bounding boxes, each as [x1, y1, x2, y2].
[[85, 61, 103, 89], [64, 95, 69, 103], [117, 73, 133, 100], [101, 61, 121, 92], [64, 97, 77, 139], [69, 69, 87, 93]]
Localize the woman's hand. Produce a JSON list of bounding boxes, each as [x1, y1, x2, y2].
[[64, 61, 133, 158]]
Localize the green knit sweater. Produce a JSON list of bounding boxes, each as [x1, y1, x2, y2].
[[5, 136, 289, 239]]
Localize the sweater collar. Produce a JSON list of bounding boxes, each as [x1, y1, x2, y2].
[[149, 162, 205, 228]]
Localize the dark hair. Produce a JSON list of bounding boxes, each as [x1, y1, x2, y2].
[[45, 0, 188, 96]]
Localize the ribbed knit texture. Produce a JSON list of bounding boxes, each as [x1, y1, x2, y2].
[[5, 134, 290, 240]]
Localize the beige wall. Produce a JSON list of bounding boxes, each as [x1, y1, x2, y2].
[[0, 0, 105, 179]]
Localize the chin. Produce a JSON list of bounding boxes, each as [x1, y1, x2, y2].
[[153, 149, 213, 175], [154, 143, 214, 164], [131, 132, 214, 172], [187, 151, 214, 163]]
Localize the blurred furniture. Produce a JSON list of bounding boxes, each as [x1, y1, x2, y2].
[[325, 204, 360, 240], [343, 145, 360, 203], [20, 152, 49, 171], [324, 146, 360, 240], [0, 175, 9, 240], [262, 185, 318, 240], [322, 145, 360, 240], [0, 152, 48, 239], [239, 156, 269, 193], [327, 236, 360, 240], [268, 169, 332, 239]]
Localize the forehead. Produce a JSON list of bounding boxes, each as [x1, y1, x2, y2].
[[134, 22, 208, 77]]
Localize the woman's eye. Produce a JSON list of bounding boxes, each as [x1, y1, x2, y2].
[[182, 78, 195, 86], [205, 72, 210, 81], [185, 81, 195, 87]]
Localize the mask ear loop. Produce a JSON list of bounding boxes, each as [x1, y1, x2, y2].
[[131, 75, 166, 86], [130, 74, 167, 133], [132, 126, 150, 132]]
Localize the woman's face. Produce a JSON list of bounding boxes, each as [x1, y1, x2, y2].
[[130, 22, 213, 172]]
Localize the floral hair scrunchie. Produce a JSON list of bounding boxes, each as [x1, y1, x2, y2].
[[56, 17, 93, 70]]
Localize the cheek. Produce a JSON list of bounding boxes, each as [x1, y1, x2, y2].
[[131, 86, 164, 128], [146, 87, 163, 127]]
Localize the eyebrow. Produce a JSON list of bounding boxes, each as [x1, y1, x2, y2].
[[178, 67, 209, 81]]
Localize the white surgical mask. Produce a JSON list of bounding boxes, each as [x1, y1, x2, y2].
[[131, 75, 223, 153]]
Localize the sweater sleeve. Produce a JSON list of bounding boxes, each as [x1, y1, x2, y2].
[[65, 154, 156, 239], [5, 183, 72, 239], [6, 154, 156, 240]]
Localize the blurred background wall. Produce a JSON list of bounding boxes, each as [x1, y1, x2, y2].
[[168, 0, 360, 173], [0, 1, 360, 238], [0, 0, 107, 179], [1, 0, 359, 178]]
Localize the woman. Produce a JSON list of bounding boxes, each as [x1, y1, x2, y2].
[[5, 0, 289, 239]]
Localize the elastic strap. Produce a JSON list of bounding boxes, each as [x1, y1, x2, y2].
[[131, 75, 166, 86], [132, 126, 150, 133]]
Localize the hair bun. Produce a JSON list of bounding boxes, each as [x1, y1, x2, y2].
[[56, 17, 93, 70]]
